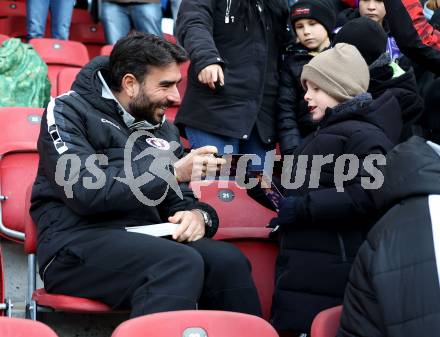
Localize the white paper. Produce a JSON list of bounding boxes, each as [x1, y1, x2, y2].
[[125, 222, 179, 237]]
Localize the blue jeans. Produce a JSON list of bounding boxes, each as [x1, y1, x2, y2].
[[171, 0, 182, 22], [185, 127, 274, 170], [101, 1, 162, 44], [26, 0, 75, 40]]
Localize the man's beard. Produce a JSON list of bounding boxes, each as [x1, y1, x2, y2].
[[128, 90, 171, 125]]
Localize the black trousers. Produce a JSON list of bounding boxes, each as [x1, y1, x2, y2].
[[43, 229, 262, 317]]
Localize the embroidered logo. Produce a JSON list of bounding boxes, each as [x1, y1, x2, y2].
[[101, 118, 121, 130], [146, 137, 171, 151], [292, 7, 310, 16]]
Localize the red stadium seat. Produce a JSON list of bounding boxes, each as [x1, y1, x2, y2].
[[29, 38, 89, 97], [0, 1, 26, 38], [57, 67, 80, 96], [190, 180, 278, 320], [0, 107, 43, 243], [0, 33, 9, 44], [71, 8, 94, 24], [311, 305, 343, 337], [100, 44, 113, 56], [0, 317, 58, 337], [111, 310, 280, 337], [23, 185, 117, 319], [69, 22, 106, 59], [190, 180, 276, 228]]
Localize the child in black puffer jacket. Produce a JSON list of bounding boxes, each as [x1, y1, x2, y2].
[[277, 0, 336, 155]]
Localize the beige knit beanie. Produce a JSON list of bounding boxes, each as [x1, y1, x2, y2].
[[301, 43, 370, 102]]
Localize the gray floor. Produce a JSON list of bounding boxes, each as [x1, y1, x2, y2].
[[1, 239, 129, 337]]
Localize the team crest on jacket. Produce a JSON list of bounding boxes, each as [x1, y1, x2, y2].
[[146, 137, 171, 150]]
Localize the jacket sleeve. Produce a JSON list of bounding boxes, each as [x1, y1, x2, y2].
[[384, 0, 440, 74], [337, 239, 385, 337], [299, 129, 393, 226], [277, 57, 302, 155], [37, 95, 171, 216], [176, 0, 225, 76], [157, 182, 219, 237]]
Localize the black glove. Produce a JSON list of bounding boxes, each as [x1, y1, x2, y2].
[[268, 196, 302, 233]]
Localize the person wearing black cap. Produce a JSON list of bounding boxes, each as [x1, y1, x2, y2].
[[334, 16, 424, 141], [277, 0, 337, 155]]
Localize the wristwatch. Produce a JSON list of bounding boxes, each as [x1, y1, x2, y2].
[[192, 209, 212, 227]]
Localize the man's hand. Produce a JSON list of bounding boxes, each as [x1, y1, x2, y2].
[[198, 64, 224, 90], [173, 146, 226, 182], [169, 210, 205, 242]]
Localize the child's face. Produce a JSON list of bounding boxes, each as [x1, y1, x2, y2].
[[359, 0, 386, 25], [294, 19, 330, 52], [304, 80, 340, 122]]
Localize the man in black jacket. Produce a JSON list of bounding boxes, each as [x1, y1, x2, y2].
[[30, 33, 262, 318]]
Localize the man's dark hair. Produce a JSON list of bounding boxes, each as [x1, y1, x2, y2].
[[109, 32, 188, 92]]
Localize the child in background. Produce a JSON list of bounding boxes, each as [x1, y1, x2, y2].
[[336, 0, 402, 60], [277, 0, 336, 155], [333, 16, 424, 140]]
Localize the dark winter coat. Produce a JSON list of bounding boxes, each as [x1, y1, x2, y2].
[[338, 136, 440, 337], [384, 0, 440, 74], [368, 53, 424, 140], [30, 56, 219, 271], [270, 92, 402, 333], [277, 44, 317, 155], [175, 0, 289, 144]]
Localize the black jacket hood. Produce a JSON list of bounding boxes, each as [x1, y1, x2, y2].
[[71, 56, 118, 118], [322, 91, 402, 144], [374, 136, 440, 210]]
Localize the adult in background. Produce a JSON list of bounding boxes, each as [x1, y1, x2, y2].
[[31, 33, 261, 317], [100, 0, 163, 44], [26, 0, 75, 40], [175, 0, 290, 166]]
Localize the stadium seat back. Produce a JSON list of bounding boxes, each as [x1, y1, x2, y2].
[[69, 22, 106, 59], [0, 317, 59, 337], [311, 305, 343, 337], [230, 239, 278, 320], [0, 1, 26, 37], [111, 310, 279, 337], [71, 8, 94, 24], [100, 44, 113, 56], [29, 38, 89, 67], [190, 180, 276, 228], [0, 107, 43, 242], [0, 33, 8, 43], [1, 153, 39, 241], [23, 188, 115, 319], [57, 67, 80, 96], [29, 39, 88, 97]]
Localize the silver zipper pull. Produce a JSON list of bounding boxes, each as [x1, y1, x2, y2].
[[225, 15, 229, 23], [231, 16, 235, 23]]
